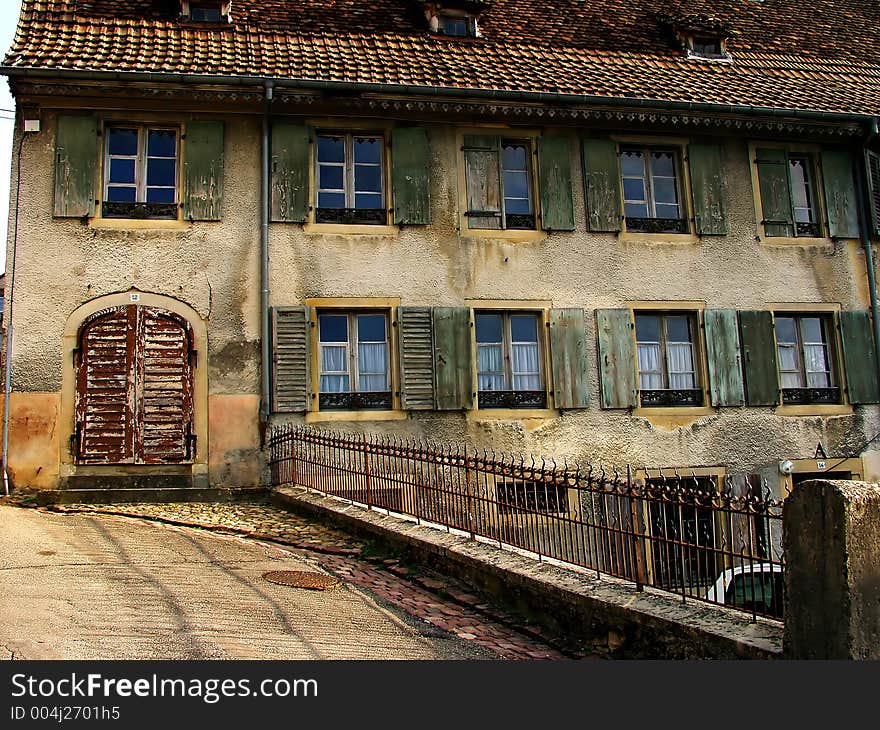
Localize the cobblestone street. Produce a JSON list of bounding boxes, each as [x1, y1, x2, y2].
[[23, 497, 581, 660]]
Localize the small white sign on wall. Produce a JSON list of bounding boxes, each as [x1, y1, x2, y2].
[[817, 461, 827, 470], [130, 293, 141, 302]]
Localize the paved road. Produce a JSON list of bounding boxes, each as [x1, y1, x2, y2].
[[0, 505, 495, 660]]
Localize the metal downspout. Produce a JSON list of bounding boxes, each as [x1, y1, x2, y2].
[[857, 118, 880, 386], [260, 81, 274, 431]]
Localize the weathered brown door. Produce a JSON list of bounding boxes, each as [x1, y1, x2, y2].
[[75, 306, 195, 465]]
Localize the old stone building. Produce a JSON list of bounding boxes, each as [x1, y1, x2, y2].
[[3, 0, 880, 496]]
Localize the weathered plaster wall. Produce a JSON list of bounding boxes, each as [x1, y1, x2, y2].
[[5, 105, 879, 490]]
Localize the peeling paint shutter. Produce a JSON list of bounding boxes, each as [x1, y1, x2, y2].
[[54, 115, 98, 218], [271, 121, 310, 222], [549, 308, 590, 409], [272, 306, 311, 413], [596, 309, 636, 409], [537, 136, 575, 231], [582, 138, 622, 232], [463, 135, 502, 230], [839, 310, 880, 404], [392, 127, 431, 225], [139, 309, 194, 464], [183, 120, 225, 221], [397, 307, 435, 409], [866, 150, 880, 238], [821, 148, 859, 239], [432, 306, 473, 410], [755, 148, 792, 237], [689, 144, 728, 235], [76, 307, 134, 464], [704, 309, 744, 407], [738, 310, 779, 406]]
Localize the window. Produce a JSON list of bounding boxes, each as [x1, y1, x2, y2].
[[620, 147, 687, 233], [315, 133, 386, 225], [774, 314, 840, 404], [687, 35, 728, 60], [439, 13, 475, 37], [104, 127, 179, 219], [464, 137, 536, 230], [755, 149, 822, 238], [318, 312, 391, 410], [635, 312, 703, 407], [475, 312, 545, 409], [188, 2, 224, 22]]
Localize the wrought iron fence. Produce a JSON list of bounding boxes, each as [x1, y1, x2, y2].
[[268, 425, 785, 621]]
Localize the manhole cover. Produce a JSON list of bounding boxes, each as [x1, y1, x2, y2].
[[262, 570, 342, 591]]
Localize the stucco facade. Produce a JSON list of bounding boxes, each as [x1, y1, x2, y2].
[[3, 84, 880, 493]]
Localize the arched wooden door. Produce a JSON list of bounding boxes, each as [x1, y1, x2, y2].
[[74, 306, 195, 465]]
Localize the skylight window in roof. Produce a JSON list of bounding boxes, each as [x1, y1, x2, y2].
[[686, 34, 731, 61]]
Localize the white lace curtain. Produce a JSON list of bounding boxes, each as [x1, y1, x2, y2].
[[638, 342, 695, 389], [477, 343, 540, 390]]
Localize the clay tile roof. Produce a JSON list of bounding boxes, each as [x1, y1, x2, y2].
[[4, 0, 880, 115]]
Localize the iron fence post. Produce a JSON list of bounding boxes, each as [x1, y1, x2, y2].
[[465, 453, 476, 540], [627, 465, 647, 591], [363, 433, 373, 509]]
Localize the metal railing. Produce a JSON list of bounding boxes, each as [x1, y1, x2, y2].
[[268, 426, 785, 621]]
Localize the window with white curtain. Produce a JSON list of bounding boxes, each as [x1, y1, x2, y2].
[[635, 312, 702, 406], [318, 312, 391, 410], [475, 311, 545, 408], [774, 314, 837, 401]]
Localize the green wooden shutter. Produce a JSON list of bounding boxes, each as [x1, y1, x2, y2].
[[271, 121, 310, 223], [463, 135, 502, 230], [271, 306, 311, 412], [738, 310, 779, 406], [689, 144, 728, 235], [839, 310, 880, 404], [432, 307, 474, 410], [53, 115, 98, 218], [821, 148, 859, 239], [704, 309, 744, 407], [537, 136, 575, 231], [392, 127, 431, 225], [866, 150, 880, 238], [755, 148, 792, 238], [582, 139, 622, 232], [596, 309, 636, 409], [549, 308, 590, 409], [183, 120, 225, 221], [397, 306, 435, 409]]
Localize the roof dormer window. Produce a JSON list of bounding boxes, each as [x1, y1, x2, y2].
[[182, 1, 231, 23], [439, 13, 476, 37], [687, 34, 729, 60]]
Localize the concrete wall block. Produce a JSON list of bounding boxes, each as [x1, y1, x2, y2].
[[783, 479, 880, 659]]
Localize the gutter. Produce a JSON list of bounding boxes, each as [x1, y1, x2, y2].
[[0, 65, 876, 126], [260, 81, 274, 431]]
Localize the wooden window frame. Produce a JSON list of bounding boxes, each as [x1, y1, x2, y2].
[[771, 311, 843, 406], [102, 125, 180, 221], [634, 310, 704, 408], [620, 145, 689, 234], [750, 142, 831, 245], [474, 310, 546, 409], [314, 131, 388, 226]]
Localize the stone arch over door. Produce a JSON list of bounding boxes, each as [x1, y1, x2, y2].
[[61, 293, 208, 480], [75, 305, 195, 464]]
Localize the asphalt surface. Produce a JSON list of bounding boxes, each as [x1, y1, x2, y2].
[[0, 505, 496, 660]]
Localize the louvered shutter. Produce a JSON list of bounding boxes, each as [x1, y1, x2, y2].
[[463, 135, 502, 230], [703, 309, 744, 407], [738, 310, 779, 406], [839, 310, 880, 404], [183, 120, 225, 221], [397, 306, 435, 409], [755, 148, 793, 237], [582, 139, 622, 232], [272, 306, 311, 413], [866, 150, 880, 238], [139, 309, 194, 464], [75, 307, 134, 464], [549, 308, 590, 409], [689, 144, 728, 235], [271, 121, 310, 222], [596, 309, 637, 409], [821, 148, 859, 239], [537, 136, 576, 231], [54, 115, 98, 218], [392, 127, 431, 225], [432, 306, 474, 410]]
